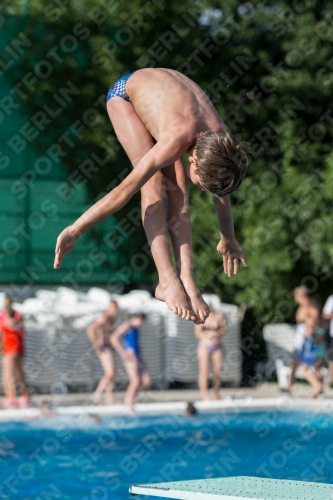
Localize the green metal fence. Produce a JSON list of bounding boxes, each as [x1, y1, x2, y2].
[[0, 15, 149, 285]]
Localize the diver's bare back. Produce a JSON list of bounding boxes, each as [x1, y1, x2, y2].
[[127, 68, 225, 144]]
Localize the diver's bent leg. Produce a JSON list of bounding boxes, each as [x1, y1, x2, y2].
[[107, 98, 192, 320], [163, 159, 209, 323]]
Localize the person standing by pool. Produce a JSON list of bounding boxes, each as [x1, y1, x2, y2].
[[309, 298, 326, 385], [286, 286, 318, 393], [295, 306, 323, 398], [322, 294, 333, 387], [110, 313, 151, 414], [0, 296, 29, 409], [87, 300, 119, 404], [195, 306, 227, 400]]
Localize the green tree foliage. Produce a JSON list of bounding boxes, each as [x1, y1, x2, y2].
[[190, 1, 333, 322], [2, 0, 333, 321]]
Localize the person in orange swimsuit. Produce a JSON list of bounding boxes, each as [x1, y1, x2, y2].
[[0, 296, 29, 408]]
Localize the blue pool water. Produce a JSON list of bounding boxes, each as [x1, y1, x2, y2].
[[1, 409, 333, 499]]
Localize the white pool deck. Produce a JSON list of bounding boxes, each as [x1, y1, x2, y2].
[[1, 383, 333, 421], [129, 476, 333, 499]]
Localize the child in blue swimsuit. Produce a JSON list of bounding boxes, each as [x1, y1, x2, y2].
[[295, 305, 324, 398], [110, 312, 150, 413]]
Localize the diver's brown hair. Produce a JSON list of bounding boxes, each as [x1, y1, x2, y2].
[[195, 131, 249, 196]]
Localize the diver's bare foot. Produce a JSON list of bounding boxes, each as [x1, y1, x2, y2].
[[180, 276, 209, 324], [155, 279, 194, 321]]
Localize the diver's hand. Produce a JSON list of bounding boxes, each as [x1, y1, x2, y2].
[[217, 239, 247, 277], [54, 226, 78, 269]]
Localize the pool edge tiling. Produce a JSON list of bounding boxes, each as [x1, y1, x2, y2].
[[1, 397, 333, 422]]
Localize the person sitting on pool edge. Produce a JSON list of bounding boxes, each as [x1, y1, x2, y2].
[[54, 68, 249, 324], [110, 312, 150, 414]]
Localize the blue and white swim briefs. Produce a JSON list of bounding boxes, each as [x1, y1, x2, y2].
[[106, 71, 136, 103]]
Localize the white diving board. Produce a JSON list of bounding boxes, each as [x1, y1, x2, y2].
[[130, 476, 333, 499]]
